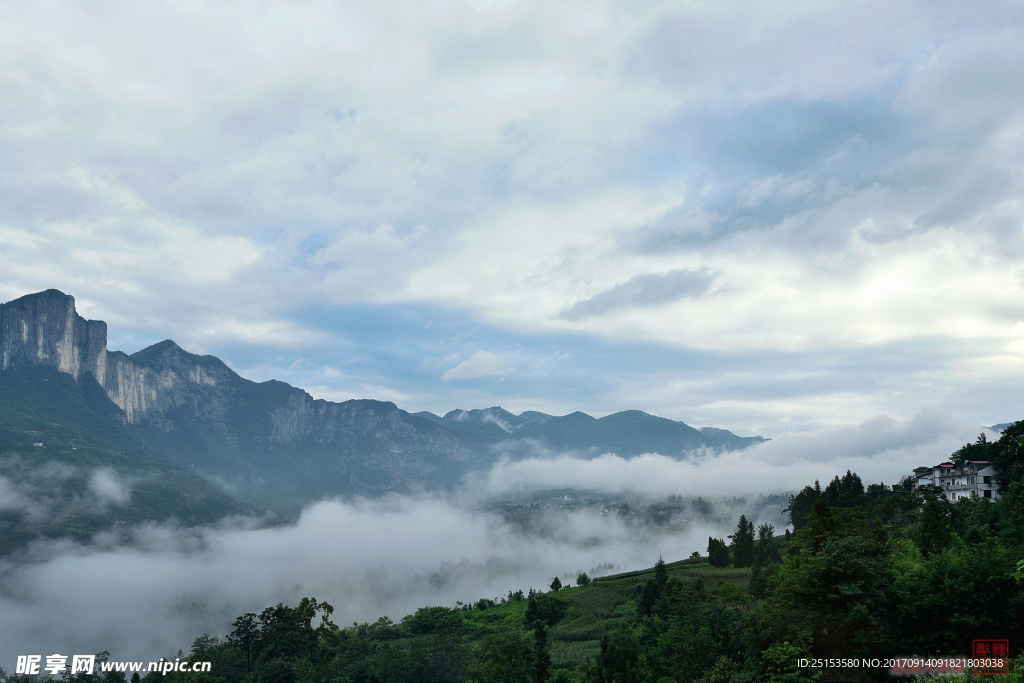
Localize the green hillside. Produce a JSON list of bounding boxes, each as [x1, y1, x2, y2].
[[0, 366, 252, 556]]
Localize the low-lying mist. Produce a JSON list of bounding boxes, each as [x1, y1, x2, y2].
[[0, 409, 990, 666], [0, 494, 736, 665], [482, 409, 989, 496]]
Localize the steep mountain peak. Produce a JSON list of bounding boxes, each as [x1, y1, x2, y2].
[[131, 338, 181, 357], [12, 288, 74, 303], [1, 288, 107, 381], [130, 339, 232, 374]]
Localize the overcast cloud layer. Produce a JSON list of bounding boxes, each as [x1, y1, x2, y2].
[[1, 1, 1022, 433]]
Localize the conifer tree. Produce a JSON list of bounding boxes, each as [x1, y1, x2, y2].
[[730, 515, 756, 567]]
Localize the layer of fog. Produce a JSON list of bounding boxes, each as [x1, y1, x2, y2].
[[0, 495, 738, 665], [0, 460, 134, 524], [483, 409, 991, 496], [0, 409, 989, 665]]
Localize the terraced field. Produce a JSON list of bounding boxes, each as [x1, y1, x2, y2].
[[543, 558, 753, 667]]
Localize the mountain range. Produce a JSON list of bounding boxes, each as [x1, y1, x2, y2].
[[0, 289, 764, 551]]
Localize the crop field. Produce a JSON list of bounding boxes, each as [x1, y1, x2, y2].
[[543, 559, 754, 667]]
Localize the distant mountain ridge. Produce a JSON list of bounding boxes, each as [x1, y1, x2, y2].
[[0, 290, 765, 514], [414, 407, 764, 455]]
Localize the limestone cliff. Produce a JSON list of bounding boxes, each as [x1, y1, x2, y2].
[[0, 291, 230, 425], [0, 289, 109, 383]]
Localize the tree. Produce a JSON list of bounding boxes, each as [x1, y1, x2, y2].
[[730, 515, 756, 567], [189, 634, 221, 679], [227, 612, 259, 674], [653, 556, 669, 588], [708, 537, 730, 567], [761, 642, 821, 683], [694, 656, 741, 683], [596, 625, 640, 683], [718, 581, 748, 606], [786, 485, 821, 530], [749, 560, 778, 599], [549, 576, 562, 592], [757, 522, 781, 565], [638, 558, 671, 618], [575, 572, 591, 587], [402, 606, 461, 634], [951, 432, 993, 466], [990, 423, 1024, 492], [802, 498, 836, 555], [524, 595, 568, 627], [823, 470, 865, 507], [532, 621, 550, 683], [471, 630, 535, 682], [916, 495, 951, 556], [256, 598, 335, 663], [692, 497, 713, 516]]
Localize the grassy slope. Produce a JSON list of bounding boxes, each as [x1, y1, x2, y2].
[[455, 558, 752, 670]]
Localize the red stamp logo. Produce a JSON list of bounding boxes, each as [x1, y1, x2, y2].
[[971, 640, 1010, 675]]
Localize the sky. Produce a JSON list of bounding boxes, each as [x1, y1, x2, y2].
[[1, 0, 1022, 437]]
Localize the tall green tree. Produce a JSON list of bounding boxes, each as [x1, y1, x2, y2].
[[916, 495, 951, 556], [708, 537, 730, 567], [756, 522, 781, 565], [990, 422, 1024, 491], [227, 613, 259, 674], [653, 556, 669, 588], [786, 484, 821, 530], [730, 515, 755, 568], [596, 625, 640, 683], [532, 621, 550, 683], [802, 498, 836, 555]]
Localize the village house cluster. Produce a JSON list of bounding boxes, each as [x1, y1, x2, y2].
[[913, 460, 1001, 502]]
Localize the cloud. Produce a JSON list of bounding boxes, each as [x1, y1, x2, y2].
[[88, 469, 131, 507], [482, 410, 984, 496], [560, 268, 713, 320], [0, 476, 29, 511], [0, 494, 742, 665], [0, 458, 143, 528], [442, 351, 511, 380], [0, 1, 1021, 437]]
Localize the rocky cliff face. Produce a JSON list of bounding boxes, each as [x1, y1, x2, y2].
[[0, 291, 226, 424], [0, 290, 109, 383]]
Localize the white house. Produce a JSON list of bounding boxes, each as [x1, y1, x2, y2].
[[913, 460, 1001, 502]]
